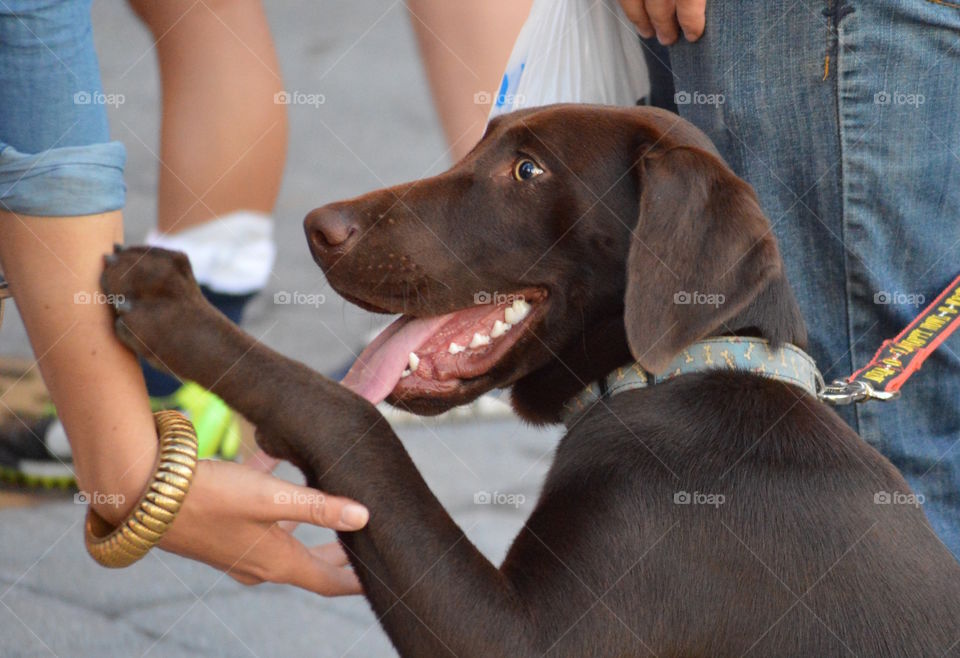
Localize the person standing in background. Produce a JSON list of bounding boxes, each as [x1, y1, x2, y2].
[[127, 0, 288, 463]]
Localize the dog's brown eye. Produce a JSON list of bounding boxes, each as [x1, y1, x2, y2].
[[513, 159, 543, 181]]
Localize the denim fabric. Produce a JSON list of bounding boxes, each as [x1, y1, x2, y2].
[[0, 0, 126, 215], [0, 142, 126, 216], [645, 0, 960, 556]]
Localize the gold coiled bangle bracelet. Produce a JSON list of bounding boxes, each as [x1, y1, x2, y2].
[[84, 410, 198, 568]]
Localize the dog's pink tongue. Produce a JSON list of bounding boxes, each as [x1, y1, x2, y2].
[[342, 313, 454, 404]]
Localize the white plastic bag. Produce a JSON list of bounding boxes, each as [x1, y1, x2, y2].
[[489, 0, 649, 119]]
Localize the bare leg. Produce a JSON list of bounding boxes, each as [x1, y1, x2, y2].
[[408, 0, 532, 161], [128, 0, 287, 233]]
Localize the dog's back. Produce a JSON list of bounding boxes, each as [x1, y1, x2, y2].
[[504, 371, 960, 656]]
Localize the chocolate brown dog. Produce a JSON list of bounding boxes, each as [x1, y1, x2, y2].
[[102, 105, 960, 656]]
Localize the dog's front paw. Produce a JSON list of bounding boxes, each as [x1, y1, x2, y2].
[[100, 245, 205, 369]]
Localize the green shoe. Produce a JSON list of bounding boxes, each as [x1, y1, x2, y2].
[[152, 382, 241, 460]]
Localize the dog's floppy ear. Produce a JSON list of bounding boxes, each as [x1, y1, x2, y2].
[[624, 146, 781, 373]]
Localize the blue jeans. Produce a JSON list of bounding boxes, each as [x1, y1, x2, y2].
[[645, 0, 960, 556], [0, 0, 125, 216]]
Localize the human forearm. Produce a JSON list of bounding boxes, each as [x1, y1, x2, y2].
[[0, 210, 157, 524]]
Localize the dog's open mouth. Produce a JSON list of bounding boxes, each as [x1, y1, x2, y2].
[[342, 288, 547, 406]]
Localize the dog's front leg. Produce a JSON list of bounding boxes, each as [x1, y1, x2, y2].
[[101, 248, 539, 657]]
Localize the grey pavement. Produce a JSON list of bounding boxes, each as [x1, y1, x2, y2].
[[0, 2, 563, 656]]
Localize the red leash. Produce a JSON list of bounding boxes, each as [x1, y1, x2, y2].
[[820, 273, 960, 405]]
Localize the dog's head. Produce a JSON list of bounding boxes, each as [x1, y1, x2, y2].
[[306, 105, 805, 422]]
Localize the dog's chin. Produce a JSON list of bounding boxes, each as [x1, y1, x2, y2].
[[337, 291, 395, 315], [384, 374, 498, 415]]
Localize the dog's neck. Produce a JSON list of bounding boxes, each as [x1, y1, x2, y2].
[[510, 273, 808, 425], [511, 314, 634, 424]]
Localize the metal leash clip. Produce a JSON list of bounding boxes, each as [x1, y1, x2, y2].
[[818, 379, 901, 406]]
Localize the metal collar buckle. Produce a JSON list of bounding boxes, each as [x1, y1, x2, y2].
[[818, 379, 901, 406]]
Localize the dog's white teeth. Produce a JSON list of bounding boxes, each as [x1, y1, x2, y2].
[[491, 320, 511, 338], [504, 299, 530, 324], [470, 333, 491, 348], [513, 299, 531, 319], [448, 342, 465, 355], [408, 352, 420, 372], [400, 368, 412, 378]]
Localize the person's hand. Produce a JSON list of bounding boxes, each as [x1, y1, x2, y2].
[[154, 455, 368, 596], [618, 0, 706, 45]]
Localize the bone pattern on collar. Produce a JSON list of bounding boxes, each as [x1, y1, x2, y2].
[[561, 337, 824, 428]]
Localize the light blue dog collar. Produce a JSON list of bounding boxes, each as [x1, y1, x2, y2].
[[561, 337, 824, 428]]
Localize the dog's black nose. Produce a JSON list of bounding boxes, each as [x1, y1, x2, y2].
[[304, 206, 359, 255]]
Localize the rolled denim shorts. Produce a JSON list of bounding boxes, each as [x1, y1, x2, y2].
[[0, 0, 125, 217]]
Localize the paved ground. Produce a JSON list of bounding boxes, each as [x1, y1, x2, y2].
[[0, 2, 565, 656]]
